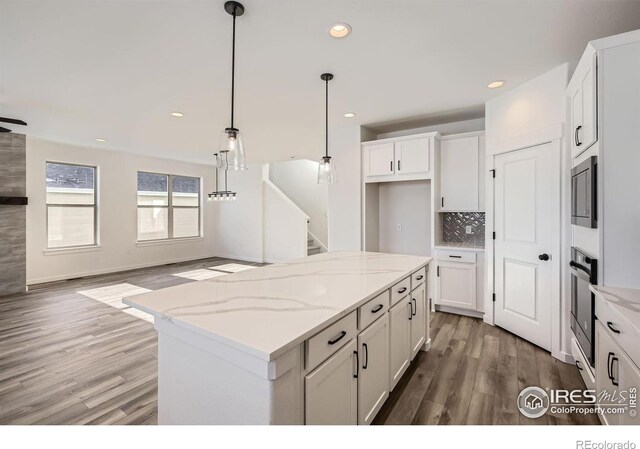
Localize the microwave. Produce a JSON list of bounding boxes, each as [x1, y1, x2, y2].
[[571, 156, 597, 228]]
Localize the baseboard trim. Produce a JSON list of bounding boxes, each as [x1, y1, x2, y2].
[[435, 304, 484, 319], [28, 253, 220, 286], [421, 338, 432, 352], [214, 253, 265, 264]]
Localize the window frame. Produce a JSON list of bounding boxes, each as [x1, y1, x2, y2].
[[136, 171, 201, 242], [45, 161, 98, 250]]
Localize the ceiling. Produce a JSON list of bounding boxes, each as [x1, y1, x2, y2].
[[1, 1, 640, 165]]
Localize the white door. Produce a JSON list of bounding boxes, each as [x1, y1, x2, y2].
[[395, 138, 430, 175], [410, 283, 426, 359], [366, 142, 395, 177], [358, 313, 389, 425], [440, 136, 479, 211], [436, 262, 477, 310], [388, 296, 411, 391], [494, 143, 556, 351], [305, 339, 358, 425]]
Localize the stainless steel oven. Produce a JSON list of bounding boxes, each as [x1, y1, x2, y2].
[[571, 156, 597, 228], [570, 247, 597, 368]]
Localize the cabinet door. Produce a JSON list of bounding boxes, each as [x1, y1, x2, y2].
[[366, 142, 395, 177], [570, 85, 583, 158], [595, 322, 621, 425], [305, 339, 358, 425], [389, 296, 411, 391], [395, 138, 430, 175], [440, 136, 479, 211], [619, 350, 640, 425], [436, 262, 477, 310], [358, 314, 390, 425], [410, 283, 426, 360], [571, 55, 597, 158]]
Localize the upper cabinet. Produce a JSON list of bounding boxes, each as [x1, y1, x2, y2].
[[439, 133, 485, 212], [568, 51, 598, 159], [363, 133, 435, 183]]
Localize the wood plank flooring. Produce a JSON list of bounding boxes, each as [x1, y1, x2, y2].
[[373, 312, 600, 425], [1, 259, 599, 425]]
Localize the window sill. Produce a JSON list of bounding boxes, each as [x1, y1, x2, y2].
[[44, 245, 102, 256], [136, 236, 204, 247]]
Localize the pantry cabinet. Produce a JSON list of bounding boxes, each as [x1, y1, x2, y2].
[[363, 133, 435, 182], [357, 313, 390, 425], [440, 135, 482, 211], [568, 51, 597, 159]]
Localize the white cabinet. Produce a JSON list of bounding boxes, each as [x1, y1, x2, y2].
[[569, 52, 597, 158], [395, 138, 430, 175], [366, 142, 395, 177], [440, 135, 482, 211], [410, 282, 426, 359], [357, 313, 390, 425], [363, 135, 434, 182], [595, 321, 640, 425], [305, 340, 358, 425], [436, 261, 477, 311], [389, 296, 411, 391]]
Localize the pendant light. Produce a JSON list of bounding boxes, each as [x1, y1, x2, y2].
[[219, 1, 247, 171], [318, 73, 337, 184], [207, 152, 237, 202]]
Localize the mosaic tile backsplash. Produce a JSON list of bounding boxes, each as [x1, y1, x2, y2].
[[441, 212, 485, 246]]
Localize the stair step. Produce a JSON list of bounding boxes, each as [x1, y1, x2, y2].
[[307, 245, 321, 251]]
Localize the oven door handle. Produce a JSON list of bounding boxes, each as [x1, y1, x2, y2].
[[569, 261, 592, 280]]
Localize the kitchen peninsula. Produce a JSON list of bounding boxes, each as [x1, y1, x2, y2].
[[124, 251, 431, 425]]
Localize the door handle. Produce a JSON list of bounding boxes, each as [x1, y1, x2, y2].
[[371, 304, 384, 314], [412, 297, 417, 316], [398, 160, 401, 171], [609, 353, 619, 386], [538, 254, 550, 261], [353, 351, 359, 378], [328, 331, 346, 345], [576, 125, 582, 146], [576, 360, 583, 371], [408, 302, 412, 320], [363, 343, 368, 369], [607, 321, 621, 334], [390, 161, 393, 172]]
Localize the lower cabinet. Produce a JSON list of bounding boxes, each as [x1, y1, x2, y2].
[[595, 321, 640, 425], [357, 314, 390, 425], [389, 296, 411, 390], [436, 261, 477, 310], [410, 282, 426, 359]]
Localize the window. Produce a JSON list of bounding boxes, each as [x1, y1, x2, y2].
[[137, 172, 201, 241], [46, 162, 97, 249]]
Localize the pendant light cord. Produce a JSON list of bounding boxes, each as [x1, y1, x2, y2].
[[230, 8, 237, 129], [325, 78, 329, 158]]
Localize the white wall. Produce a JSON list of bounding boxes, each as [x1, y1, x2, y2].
[[376, 118, 485, 140], [26, 137, 216, 284], [269, 159, 328, 246], [210, 165, 266, 263], [378, 180, 431, 257], [263, 180, 308, 263]]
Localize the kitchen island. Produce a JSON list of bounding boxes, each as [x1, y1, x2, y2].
[[124, 251, 431, 425]]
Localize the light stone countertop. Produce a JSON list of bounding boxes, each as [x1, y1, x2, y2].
[[124, 251, 431, 361], [590, 284, 640, 338]]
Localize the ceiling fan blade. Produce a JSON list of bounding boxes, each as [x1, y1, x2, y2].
[[0, 126, 12, 133], [0, 117, 27, 126]]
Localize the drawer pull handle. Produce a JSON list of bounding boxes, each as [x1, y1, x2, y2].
[[607, 351, 614, 381], [606, 322, 621, 334], [353, 351, 359, 378], [328, 331, 347, 345], [448, 255, 462, 259], [412, 297, 417, 316], [398, 287, 407, 294], [371, 304, 384, 313], [363, 343, 369, 369], [575, 360, 583, 371], [416, 275, 424, 280], [609, 352, 619, 386]]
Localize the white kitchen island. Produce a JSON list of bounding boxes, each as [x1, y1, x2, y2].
[[124, 251, 431, 425]]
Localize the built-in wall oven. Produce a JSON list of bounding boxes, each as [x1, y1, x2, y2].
[[570, 247, 597, 368], [571, 156, 597, 228]]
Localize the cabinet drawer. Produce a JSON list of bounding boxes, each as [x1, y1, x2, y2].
[[359, 290, 390, 331], [390, 276, 411, 306], [411, 267, 427, 289], [595, 296, 640, 371], [571, 337, 595, 391], [435, 249, 476, 264], [306, 311, 357, 372]]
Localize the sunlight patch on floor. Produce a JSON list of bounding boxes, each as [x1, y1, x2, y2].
[[78, 283, 153, 321], [210, 263, 257, 273], [173, 269, 228, 281]]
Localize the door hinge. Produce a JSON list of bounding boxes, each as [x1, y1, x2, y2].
[[492, 293, 496, 302], [492, 231, 496, 240], [490, 169, 496, 178]]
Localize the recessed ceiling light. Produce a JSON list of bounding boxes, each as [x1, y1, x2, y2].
[[171, 111, 184, 117], [487, 80, 505, 89], [344, 112, 356, 118], [95, 138, 107, 142], [329, 23, 351, 38]]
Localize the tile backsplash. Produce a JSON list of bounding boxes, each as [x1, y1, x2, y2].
[[440, 212, 485, 246]]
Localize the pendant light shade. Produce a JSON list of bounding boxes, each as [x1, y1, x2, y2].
[[222, 1, 247, 171], [318, 73, 337, 184]]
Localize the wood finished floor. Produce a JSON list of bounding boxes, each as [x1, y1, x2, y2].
[[0, 259, 598, 425]]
